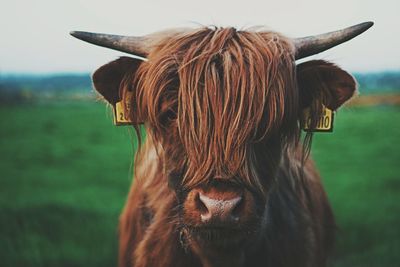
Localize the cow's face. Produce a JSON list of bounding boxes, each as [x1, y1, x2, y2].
[[91, 28, 357, 256]]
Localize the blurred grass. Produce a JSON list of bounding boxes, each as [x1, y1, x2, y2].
[[312, 106, 400, 267], [0, 102, 135, 267], [0, 102, 399, 267]]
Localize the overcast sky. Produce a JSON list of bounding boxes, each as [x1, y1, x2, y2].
[[0, 0, 398, 73]]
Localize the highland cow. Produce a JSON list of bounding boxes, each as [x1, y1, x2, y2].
[[71, 21, 373, 267]]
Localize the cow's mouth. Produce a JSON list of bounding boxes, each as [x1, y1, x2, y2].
[[182, 226, 254, 250]]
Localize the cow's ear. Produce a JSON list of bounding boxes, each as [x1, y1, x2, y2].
[[92, 56, 142, 105], [297, 60, 357, 110]]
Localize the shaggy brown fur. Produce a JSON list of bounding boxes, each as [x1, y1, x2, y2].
[[92, 27, 357, 267]]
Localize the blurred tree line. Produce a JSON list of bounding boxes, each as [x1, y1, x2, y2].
[[0, 71, 399, 103], [0, 74, 94, 103], [353, 71, 400, 94]]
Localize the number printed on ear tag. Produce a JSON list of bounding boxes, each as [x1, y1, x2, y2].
[[114, 101, 132, 125], [113, 91, 133, 126], [302, 105, 334, 132]]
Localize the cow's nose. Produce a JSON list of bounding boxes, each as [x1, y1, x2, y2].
[[197, 192, 243, 223]]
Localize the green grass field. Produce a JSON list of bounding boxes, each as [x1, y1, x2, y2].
[[0, 102, 399, 267]]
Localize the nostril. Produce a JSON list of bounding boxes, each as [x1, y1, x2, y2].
[[225, 196, 242, 221], [195, 192, 209, 214], [231, 195, 243, 220]]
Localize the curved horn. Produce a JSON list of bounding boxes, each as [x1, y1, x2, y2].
[[70, 31, 151, 57], [70, 29, 183, 57], [294, 21, 373, 60]]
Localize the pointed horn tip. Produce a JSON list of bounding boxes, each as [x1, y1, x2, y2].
[[70, 31, 80, 37], [70, 31, 90, 40], [363, 21, 374, 27], [358, 21, 374, 31]]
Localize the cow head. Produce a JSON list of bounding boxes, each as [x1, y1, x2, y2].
[[71, 22, 372, 260]]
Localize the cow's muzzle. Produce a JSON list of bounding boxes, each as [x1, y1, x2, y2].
[[183, 181, 258, 229]]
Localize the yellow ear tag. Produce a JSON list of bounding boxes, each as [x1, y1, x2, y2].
[[113, 92, 133, 126], [302, 105, 334, 132]]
